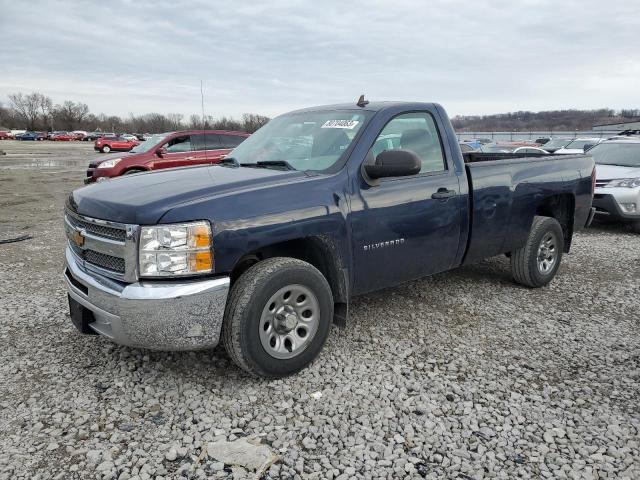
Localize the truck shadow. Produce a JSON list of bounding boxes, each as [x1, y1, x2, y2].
[[585, 220, 638, 235]]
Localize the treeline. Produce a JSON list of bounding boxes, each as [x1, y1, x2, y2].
[[0, 91, 270, 133], [451, 109, 640, 132]]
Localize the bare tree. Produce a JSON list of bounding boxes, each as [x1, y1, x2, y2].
[[620, 109, 640, 119], [188, 114, 201, 129], [8, 92, 52, 130], [242, 113, 270, 133], [39, 96, 53, 131], [54, 101, 90, 130], [0, 101, 10, 128], [211, 116, 243, 131], [167, 113, 184, 130]]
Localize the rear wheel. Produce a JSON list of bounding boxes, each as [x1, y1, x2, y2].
[[222, 257, 333, 378], [511, 216, 564, 288], [101, 145, 111, 153]]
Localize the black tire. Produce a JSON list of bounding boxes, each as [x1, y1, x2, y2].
[[511, 216, 564, 288], [222, 257, 333, 378], [101, 145, 111, 153], [123, 168, 145, 175], [631, 222, 640, 234]]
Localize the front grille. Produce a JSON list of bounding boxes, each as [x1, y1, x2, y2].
[[65, 209, 131, 279], [85, 250, 126, 274], [66, 212, 126, 242], [69, 241, 126, 276]]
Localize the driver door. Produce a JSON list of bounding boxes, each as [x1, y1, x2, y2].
[[157, 135, 193, 170], [350, 111, 463, 294]]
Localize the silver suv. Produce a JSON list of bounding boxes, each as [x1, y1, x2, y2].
[[590, 138, 640, 232]]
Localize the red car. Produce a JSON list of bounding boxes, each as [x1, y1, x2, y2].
[[52, 132, 76, 141], [94, 136, 140, 153], [0, 131, 10, 140], [86, 130, 249, 183]]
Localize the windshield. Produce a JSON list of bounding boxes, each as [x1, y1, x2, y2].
[[130, 133, 169, 153], [563, 139, 598, 150], [589, 143, 640, 167], [543, 138, 571, 149], [227, 110, 372, 172]]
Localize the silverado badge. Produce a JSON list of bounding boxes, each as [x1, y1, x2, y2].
[[363, 238, 405, 251]]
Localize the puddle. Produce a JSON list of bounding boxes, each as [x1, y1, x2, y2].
[[4, 152, 54, 156], [0, 159, 87, 168]]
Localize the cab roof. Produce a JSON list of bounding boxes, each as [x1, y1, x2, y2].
[[287, 101, 440, 114]]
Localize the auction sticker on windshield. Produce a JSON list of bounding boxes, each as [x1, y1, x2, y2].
[[322, 120, 359, 129]]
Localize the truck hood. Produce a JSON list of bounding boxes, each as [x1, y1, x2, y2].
[[595, 164, 640, 180], [69, 165, 306, 224]]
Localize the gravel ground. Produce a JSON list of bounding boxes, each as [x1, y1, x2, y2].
[[0, 140, 639, 479]]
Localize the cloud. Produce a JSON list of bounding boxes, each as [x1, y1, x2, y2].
[[0, 0, 638, 118]]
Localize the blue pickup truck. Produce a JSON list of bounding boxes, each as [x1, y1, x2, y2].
[[64, 101, 595, 378]]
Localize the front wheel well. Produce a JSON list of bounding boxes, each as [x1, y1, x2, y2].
[[230, 236, 349, 326], [122, 166, 149, 174]]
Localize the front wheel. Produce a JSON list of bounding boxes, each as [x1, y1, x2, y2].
[[101, 145, 111, 153], [511, 216, 564, 288], [123, 168, 145, 175], [222, 257, 333, 378]]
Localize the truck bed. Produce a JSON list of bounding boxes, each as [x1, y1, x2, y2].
[[461, 153, 594, 265]]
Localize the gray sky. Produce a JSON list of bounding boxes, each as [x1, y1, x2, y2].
[[1, 0, 638, 119]]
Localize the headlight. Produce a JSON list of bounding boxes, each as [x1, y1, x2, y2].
[[604, 178, 640, 188], [138, 221, 213, 277], [97, 158, 122, 169]]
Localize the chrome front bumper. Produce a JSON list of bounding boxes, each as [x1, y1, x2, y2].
[[64, 247, 230, 350]]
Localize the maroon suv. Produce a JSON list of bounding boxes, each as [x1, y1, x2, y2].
[[85, 130, 249, 183]]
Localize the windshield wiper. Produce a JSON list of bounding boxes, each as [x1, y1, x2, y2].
[[241, 160, 296, 171], [219, 156, 240, 167]]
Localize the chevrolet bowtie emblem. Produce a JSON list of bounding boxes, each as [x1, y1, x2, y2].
[[73, 229, 85, 247]]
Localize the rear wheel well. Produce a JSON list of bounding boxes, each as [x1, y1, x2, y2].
[[230, 236, 349, 325], [535, 194, 575, 252]]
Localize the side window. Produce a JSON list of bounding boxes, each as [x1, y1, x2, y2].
[[205, 134, 223, 149], [191, 134, 222, 151], [165, 135, 191, 153], [220, 135, 246, 148], [373, 112, 446, 174]]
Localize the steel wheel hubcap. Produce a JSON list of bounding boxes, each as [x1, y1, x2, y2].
[[259, 284, 320, 359], [537, 232, 557, 274]]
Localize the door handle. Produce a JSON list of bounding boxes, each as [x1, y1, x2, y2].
[[185, 156, 195, 160], [431, 188, 457, 200]]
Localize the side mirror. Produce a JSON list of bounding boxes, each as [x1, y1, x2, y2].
[[364, 150, 421, 179], [583, 144, 594, 152], [156, 146, 167, 157]]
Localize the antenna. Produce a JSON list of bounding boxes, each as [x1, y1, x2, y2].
[[201, 80, 207, 161], [356, 94, 369, 108]]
